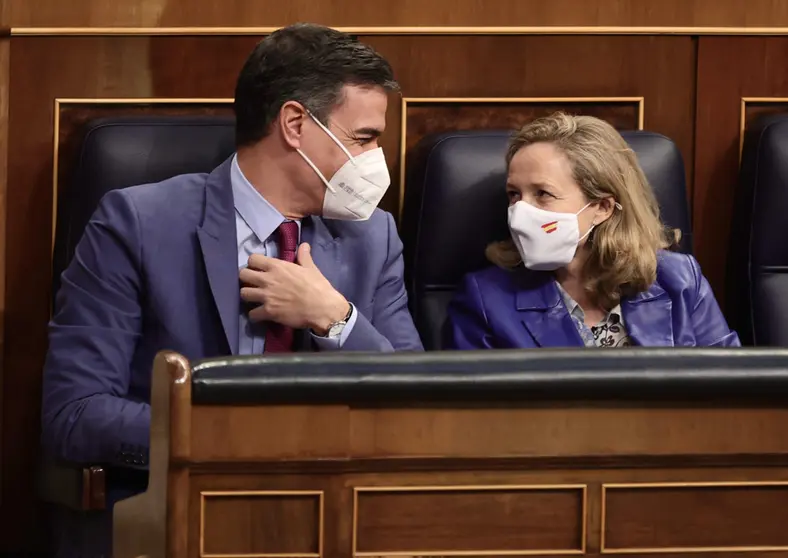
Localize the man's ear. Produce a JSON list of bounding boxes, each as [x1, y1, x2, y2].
[[279, 101, 307, 149], [594, 196, 616, 224]]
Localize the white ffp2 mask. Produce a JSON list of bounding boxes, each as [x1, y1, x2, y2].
[[296, 112, 390, 221], [508, 200, 594, 271]]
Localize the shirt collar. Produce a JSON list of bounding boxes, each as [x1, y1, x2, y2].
[[554, 281, 623, 324], [231, 154, 293, 245]]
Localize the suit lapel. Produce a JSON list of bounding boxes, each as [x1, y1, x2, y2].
[[517, 273, 584, 348], [621, 284, 674, 346], [293, 217, 342, 352], [197, 158, 240, 354], [301, 217, 342, 295]]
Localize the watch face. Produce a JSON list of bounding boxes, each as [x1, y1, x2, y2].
[[328, 321, 346, 338]]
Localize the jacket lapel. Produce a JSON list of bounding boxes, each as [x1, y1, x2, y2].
[[292, 217, 342, 351], [197, 157, 240, 354], [301, 217, 342, 294], [621, 284, 675, 346], [516, 273, 584, 348]]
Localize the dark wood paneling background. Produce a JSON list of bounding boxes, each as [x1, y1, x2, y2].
[[7, 0, 788, 27], [4, 1, 788, 553]]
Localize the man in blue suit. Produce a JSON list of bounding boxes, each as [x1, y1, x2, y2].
[[41, 23, 423, 476]]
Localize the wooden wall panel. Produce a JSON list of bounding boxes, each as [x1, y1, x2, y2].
[[7, 0, 788, 28], [353, 485, 585, 554], [694, 37, 788, 303], [188, 466, 788, 558], [201, 491, 322, 556], [0, 31, 7, 541], [602, 483, 788, 552]]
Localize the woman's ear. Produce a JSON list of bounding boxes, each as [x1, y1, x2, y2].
[[594, 196, 616, 225], [279, 101, 307, 149]]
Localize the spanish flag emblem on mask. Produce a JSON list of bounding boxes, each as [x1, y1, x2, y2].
[[541, 221, 558, 234]]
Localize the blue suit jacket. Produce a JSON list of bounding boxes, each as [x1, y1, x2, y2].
[[42, 158, 423, 466], [444, 250, 740, 349]]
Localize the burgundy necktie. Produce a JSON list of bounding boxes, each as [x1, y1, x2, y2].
[[263, 221, 299, 353]]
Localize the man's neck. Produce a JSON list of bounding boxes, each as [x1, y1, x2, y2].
[[236, 145, 314, 221]]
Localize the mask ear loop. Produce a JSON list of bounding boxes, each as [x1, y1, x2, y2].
[[578, 201, 622, 243], [305, 110, 357, 164]]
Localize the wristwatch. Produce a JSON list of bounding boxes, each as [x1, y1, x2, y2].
[[319, 304, 354, 338]]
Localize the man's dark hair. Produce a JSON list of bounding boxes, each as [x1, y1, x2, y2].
[[234, 23, 399, 147]]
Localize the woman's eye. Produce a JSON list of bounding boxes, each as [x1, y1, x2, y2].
[[535, 189, 553, 199], [507, 190, 521, 201]]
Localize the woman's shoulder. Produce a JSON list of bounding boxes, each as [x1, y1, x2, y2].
[[460, 264, 519, 291], [654, 249, 703, 291]]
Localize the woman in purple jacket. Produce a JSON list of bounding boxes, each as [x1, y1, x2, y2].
[[443, 112, 739, 349]]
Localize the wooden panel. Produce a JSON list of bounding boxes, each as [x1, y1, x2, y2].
[[200, 491, 322, 557], [353, 485, 585, 555], [694, 37, 788, 303], [401, 97, 643, 208], [377, 34, 695, 218], [404, 98, 642, 154], [602, 482, 788, 553], [189, 405, 788, 462], [9, 0, 788, 28], [190, 468, 788, 558], [0, 36, 8, 509]]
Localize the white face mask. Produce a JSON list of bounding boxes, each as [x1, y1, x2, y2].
[[508, 200, 594, 271], [296, 112, 390, 221]]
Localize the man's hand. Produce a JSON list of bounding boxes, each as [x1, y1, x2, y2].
[[239, 243, 350, 335]]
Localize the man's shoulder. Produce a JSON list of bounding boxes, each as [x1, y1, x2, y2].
[[109, 172, 208, 212]]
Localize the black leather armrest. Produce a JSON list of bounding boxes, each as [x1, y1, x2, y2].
[[192, 348, 788, 405]]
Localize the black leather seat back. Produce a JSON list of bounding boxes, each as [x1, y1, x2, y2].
[[52, 116, 236, 298], [728, 115, 788, 346], [402, 129, 692, 350]]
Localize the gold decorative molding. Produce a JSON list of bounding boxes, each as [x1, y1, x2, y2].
[[398, 96, 645, 222], [51, 97, 234, 255], [600, 480, 788, 554], [16, 26, 788, 36], [352, 483, 587, 557], [199, 490, 324, 558], [738, 97, 788, 161]]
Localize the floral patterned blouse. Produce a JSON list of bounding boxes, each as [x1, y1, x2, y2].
[[556, 282, 633, 347]]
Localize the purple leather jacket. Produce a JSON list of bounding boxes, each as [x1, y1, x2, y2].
[[444, 250, 740, 349]]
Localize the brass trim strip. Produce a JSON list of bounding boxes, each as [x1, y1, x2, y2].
[[14, 26, 788, 36], [398, 96, 645, 222], [199, 490, 324, 558], [352, 483, 587, 557], [600, 480, 788, 554]]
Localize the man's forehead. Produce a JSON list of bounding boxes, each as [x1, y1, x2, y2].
[[331, 84, 388, 132]]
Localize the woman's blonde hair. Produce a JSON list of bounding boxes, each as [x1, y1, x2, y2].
[[487, 112, 680, 308]]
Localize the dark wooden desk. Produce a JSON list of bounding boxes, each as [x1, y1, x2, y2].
[[116, 349, 788, 558]]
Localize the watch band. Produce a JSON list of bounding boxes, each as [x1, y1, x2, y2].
[[317, 304, 353, 338]]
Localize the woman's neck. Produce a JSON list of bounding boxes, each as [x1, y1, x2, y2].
[[554, 251, 607, 325], [555, 251, 589, 302]]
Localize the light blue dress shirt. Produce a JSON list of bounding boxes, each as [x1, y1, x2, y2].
[[231, 155, 357, 354]]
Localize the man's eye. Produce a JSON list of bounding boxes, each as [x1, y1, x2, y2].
[[358, 137, 375, 145]]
